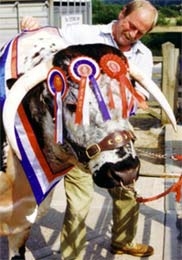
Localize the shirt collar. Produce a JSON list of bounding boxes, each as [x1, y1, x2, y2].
[[131, 41, 145, 54]]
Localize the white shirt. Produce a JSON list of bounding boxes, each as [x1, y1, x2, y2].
[[60, 22, 153, 98]]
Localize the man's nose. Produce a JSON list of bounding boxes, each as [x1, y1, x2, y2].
[[130, 30, 139, 39], [130, 29, 143, 40]]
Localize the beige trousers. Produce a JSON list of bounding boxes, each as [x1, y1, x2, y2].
[[60, 166, 139, 260]]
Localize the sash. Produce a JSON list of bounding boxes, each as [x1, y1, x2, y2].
[[1, 27, 72, 205]]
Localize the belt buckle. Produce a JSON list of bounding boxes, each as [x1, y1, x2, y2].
[[86, 144, 101, 159]]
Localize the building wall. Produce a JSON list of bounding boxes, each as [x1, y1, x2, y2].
[[0, 0, 92, 47], [54, 0, 92, 27]]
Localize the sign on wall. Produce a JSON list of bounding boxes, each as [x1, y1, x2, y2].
[[61, 14, 83, 27]]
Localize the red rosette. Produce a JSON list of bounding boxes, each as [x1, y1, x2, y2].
[[100, 54, 148, 117], [100, 54, 128, 79]]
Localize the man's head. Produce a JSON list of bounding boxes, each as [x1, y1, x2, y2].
[[112, 0, 158, 51]]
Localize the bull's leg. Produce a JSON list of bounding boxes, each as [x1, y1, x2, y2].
[[8, 227, 31, 260], [11, 245, 26, 260]]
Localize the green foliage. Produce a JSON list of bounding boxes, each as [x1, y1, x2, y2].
[[92, 0, 121, 24], [176, 16, 182, 26], [158, 6, 179, 17], [141, 33, 181, 56], [157, 12, 170, 25], [92, 1, 181, 26]]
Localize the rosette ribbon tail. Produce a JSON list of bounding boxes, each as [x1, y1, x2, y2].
[[118, 74, 128, 118], [47, 67, 67, 144], [90, 76, 111, 121], [55, 92, 63, 143], [119, 74, 148, 117], [75, 76, 87, 124]]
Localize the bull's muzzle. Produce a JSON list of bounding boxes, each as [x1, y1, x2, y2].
[[92, 155, 140, 189]]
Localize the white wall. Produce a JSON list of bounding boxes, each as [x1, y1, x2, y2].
[[0, 0, 92, 48]]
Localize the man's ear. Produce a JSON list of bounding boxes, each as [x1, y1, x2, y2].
[[118, 8, 126, 19]]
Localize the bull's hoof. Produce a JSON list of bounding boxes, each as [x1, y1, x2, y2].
[[11, 245, 25, 260], [11, 256, 25, 260]]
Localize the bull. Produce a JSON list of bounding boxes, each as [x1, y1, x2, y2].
[[0, 27, 176, 259]]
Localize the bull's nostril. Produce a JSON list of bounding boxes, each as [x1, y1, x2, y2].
[[119, 162, 139, 183], [92, 168, 120, 189]]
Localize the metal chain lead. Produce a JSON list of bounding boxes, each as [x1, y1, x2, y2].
[[135, 147, 180, 160]]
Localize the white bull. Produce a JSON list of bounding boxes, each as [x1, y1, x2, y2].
[[0, 27, 176, 259]]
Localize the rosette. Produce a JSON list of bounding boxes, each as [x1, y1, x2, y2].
[[69, 56, 111, 124], [100, 53, 127, 79], [47, 67, 67, 144], [100, 54, 147, 118]]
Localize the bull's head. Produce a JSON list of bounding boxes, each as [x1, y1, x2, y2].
[[3, 43, 176, 189]]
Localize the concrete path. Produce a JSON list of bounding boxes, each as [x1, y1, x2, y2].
[[0, 124, 181, 260]]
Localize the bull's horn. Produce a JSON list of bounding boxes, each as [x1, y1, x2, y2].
[[3, 60, 52, 159], [128, 62, 177, 131]]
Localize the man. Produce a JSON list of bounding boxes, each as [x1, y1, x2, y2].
[[21, 1, 158, 259]]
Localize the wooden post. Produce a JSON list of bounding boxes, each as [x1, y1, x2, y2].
[[161, 42, 179, 124]]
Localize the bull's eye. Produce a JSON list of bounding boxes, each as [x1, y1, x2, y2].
[[66, 103, 77, 113]]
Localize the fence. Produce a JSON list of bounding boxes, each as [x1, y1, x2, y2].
[[161, 42, 180, 124], [152, 42, 180, 124], [150, 26, 182, 124]]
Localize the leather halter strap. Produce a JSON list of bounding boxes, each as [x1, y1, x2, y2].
[[85, 130, 136, 160]]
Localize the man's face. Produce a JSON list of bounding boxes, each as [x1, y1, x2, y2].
[[113, 8, 154, 49]]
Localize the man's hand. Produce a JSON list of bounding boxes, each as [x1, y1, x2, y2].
[[20, 16, 40, 31]]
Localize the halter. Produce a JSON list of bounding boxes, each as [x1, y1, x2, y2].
[[66, 130, 136, 164], [86, 130, 136, 159]]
